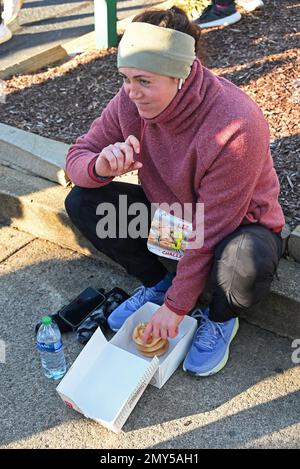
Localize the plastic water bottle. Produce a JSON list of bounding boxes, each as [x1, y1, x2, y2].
[[36, 316, 67, 380]]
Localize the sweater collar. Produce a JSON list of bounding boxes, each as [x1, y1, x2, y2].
[[141, 59, 205, 130]]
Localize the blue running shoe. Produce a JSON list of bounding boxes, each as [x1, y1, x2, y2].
[[107, 272, 175, 331], [190, 306, 210, 323], [183, 311, 239, 377]]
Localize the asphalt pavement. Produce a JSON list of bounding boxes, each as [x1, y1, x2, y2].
[[1, 224, 300, 449], [0, 1, 162, 69]]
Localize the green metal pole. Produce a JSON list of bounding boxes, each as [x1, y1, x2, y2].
[[94, 0, 118, 50]]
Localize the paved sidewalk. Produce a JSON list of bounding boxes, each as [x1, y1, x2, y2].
[[1, 224, 300, 449], [0, 0, 163, 72]]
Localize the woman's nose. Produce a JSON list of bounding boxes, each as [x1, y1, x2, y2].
[[128, 85, 142, 100]]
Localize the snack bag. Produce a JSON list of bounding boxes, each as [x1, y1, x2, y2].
[[147, 207, 193, 260]]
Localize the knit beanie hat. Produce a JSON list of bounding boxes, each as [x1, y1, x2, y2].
[[117, 22, 196, 79]]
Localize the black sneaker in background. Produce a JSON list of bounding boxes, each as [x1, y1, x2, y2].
[[195, 4, 242, 29]]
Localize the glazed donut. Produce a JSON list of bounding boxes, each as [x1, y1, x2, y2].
[[132, 323, 169, 357], [137, 341, 169, 357]]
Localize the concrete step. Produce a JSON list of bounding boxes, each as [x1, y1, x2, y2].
[[0, 163, 115, 264], [0, 162, 299, 339], [242, 258, 300, 340], [0, 122, 139, 187]]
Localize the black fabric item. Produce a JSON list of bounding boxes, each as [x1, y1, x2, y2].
[[76, 287, 130, 344], [209, 224, 283, 322]]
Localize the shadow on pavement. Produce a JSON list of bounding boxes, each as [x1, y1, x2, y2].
[[0, 248, 297, 446], [148, 390, 300, 449]]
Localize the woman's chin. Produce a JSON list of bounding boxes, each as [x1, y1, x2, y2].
[[137, 109, 152, 118], [137, 109, 158, 119]]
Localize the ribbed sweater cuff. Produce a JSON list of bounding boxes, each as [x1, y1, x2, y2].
[[87, 157, 114, 184], [164, 298, 188, 316]]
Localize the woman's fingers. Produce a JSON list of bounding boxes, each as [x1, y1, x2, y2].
[[109, 146, 125, 172], [152, 324, 161, 339], [101, 149, 120, 172], [160, 327, 168, 340], [100, 146, 126, 173], [167, 325, 178, 339], [115, 142, 134, 170], [142, 322, 153, 344], [98, 136, 141, 176], [142, 322, 177, 344], [125, 135, 140, 155], [132, 161, 143, 170], [103, 143, 134, 173]]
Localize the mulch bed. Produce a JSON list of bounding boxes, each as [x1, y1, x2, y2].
[[0, 0, 299, 229]]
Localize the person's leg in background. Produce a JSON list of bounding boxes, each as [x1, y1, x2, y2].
[[195, 0, 264, 29], [0, 0, 24, 44], [2, 0, 24, 25], [235, 0, 264, 12], [0, 0, 13, 45], [65, 183, 175, 331], [183, 224, 282, 376]]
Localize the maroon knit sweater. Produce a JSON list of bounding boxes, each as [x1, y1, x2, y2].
[[65, 59, 285, 315]]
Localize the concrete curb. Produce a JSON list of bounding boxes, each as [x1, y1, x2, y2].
[[0, 162, 299, 339], [0, 163, 114, 263], [0, 123, 69, 186], [241, 258, 300, 339], [0, 122, 140, 187], [289, 225, 300, 263]]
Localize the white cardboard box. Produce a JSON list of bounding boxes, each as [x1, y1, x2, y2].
[[56, 302, 197, 433]]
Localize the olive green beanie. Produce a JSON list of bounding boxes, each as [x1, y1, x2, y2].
[[117, 22, 196, 79]]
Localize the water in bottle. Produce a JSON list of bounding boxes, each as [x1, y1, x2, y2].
[[36, 316, 67, 380]]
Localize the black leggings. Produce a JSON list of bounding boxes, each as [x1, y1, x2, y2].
[[65, 182, 283, 323], [0, 1, 2, 22]]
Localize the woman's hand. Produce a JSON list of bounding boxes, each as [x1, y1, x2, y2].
[[95, 135, 143, 177], [142, 303, 184, 343]]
